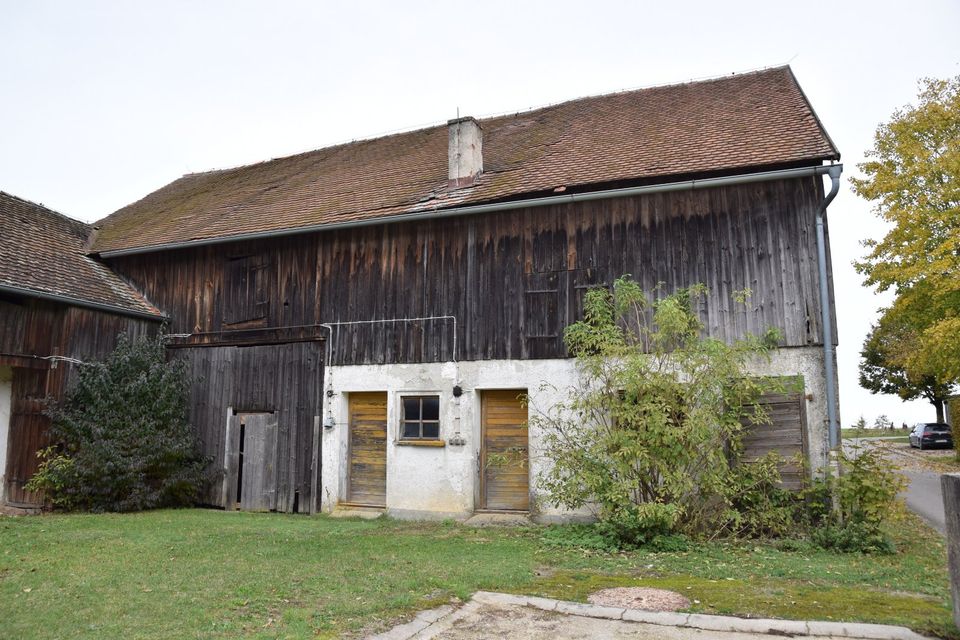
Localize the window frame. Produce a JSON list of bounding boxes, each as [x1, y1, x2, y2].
[[399, 394, 442, 442]]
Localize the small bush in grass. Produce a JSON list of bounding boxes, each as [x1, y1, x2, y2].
[[27, 333, 209, 512], [722, 453, 799, 539], [541, 524, 621, 553], [811, 521, 896, 555], [798, 444, 905, 554], [540, 522, 689, 553]]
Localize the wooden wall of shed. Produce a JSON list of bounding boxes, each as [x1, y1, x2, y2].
[[172, 340, 323, 512], [0, 296, 156, 505], [106, 176, 836, 366]]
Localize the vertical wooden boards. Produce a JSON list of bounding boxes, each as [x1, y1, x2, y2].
[[107, 176, 831, 366], [4, 368, 47, 505], [239, 413, 279, 512], [347, 392, 387, 507], [741, 390, 808, 490], [480, 389, 529, 511], [221, 411, 241, 509], [174, 340, 323, 512], [0, 298, 157, 506]]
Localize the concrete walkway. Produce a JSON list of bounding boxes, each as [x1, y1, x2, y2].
[[369, 592, 931, 640]]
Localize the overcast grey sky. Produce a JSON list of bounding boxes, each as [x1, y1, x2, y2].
[[2, 1, 958, 427]]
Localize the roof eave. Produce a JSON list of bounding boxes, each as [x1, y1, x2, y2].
[[95, 162, 843, 259], [0, 283, 166, 321]]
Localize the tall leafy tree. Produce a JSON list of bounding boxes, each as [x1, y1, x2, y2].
[[859, 297, 954, 422], [853, 76, 960, 383]]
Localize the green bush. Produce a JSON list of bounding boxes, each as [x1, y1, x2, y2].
[[534, 278, 786, 546], [811, 521, 896, 555], [535, 276, 905, 553], [796, 444, 904, 554], [540, 522, 689, 553], [27, 333, 209, 512], [722, 453, 799, 538], [834, 445, 904, 528], [540, 524, 621, 553]]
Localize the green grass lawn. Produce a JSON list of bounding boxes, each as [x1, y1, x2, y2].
[[0, 509, 955, 639], [841, 427, 912, 439]]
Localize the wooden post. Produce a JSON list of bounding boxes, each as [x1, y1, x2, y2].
[[941, 473, 960, 629]]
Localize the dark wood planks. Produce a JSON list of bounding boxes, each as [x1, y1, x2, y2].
[[174, 340, 323, 513], [238, 413, 279, 512], [347, 392, 387, 507], [0, 296, 157, 505], [741, 390, 809, 490], [106, 176, 833, 367], [480, 390, 529, 511]]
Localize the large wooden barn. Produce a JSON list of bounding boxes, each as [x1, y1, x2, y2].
[[1, 67, 843, 519]]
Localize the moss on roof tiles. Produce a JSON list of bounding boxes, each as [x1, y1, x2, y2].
[[93, 66, 839, 254]]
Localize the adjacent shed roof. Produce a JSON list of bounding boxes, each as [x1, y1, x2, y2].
[[0, 191, 163, 318], [92, 66, 839, 255]]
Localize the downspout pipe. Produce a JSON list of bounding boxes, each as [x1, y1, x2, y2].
[[815, 164, 843, 450]]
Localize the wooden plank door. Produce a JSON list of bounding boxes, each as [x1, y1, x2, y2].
[[480, 390, 529, 511], [5, 368, 49, 506], [222, 412, 279, 511], [239, 413, 279, 511], [740, 391, 808, 490], [347, 392, 387, 507]]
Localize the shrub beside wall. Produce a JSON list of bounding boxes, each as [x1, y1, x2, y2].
[[28, 333, 209, 512]]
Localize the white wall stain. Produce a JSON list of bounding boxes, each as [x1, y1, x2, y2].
[[0, 366, 13, 504]]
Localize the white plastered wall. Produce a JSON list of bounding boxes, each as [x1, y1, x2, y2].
[[0, 367, 13, 504], [320, 346, 831, 522]]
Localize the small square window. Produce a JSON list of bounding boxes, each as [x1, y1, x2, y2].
[[399, 395, 441, 441]]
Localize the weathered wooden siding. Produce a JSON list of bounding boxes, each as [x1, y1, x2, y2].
[[0, 296, 157, 504], [107, 176, 835, 365], [171, 340, 323, 512]]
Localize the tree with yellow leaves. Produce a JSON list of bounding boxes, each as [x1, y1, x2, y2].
[[853, 76, 960, 392]]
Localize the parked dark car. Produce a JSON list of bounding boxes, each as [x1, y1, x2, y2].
[[909, 423, 954, 450]]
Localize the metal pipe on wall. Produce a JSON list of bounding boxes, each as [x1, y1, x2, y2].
[[815, 164, 843, 450]]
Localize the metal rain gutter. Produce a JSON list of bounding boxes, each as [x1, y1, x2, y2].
[[815, 164, 843, 450], [98, 164, 844, 258], [0, 283, 165, 321]]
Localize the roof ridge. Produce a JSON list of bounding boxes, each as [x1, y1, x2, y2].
[[93, 65, 839, 253], [174, 65, 793, 180]]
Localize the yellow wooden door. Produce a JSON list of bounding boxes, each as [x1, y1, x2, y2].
[[480, 390, 529, 511], [347, 392, 387, 507]]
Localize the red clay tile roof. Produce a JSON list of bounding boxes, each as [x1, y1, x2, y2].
[[0, 191, 162, 317], [92, 66, 838, 254]]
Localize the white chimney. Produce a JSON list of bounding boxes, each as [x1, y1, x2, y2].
[[448, 116, 482, 188]]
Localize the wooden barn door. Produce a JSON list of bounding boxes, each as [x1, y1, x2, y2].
[[4, 368, 49, 506], [223, 412, 279, 511], [480, 390, 529, 511], [347, 392, 387, 507], [741, 391, 808, 490]]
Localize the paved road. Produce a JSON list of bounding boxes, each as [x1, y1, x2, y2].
[[900, 468, 945, 534], [845, 438, 946, 534]]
